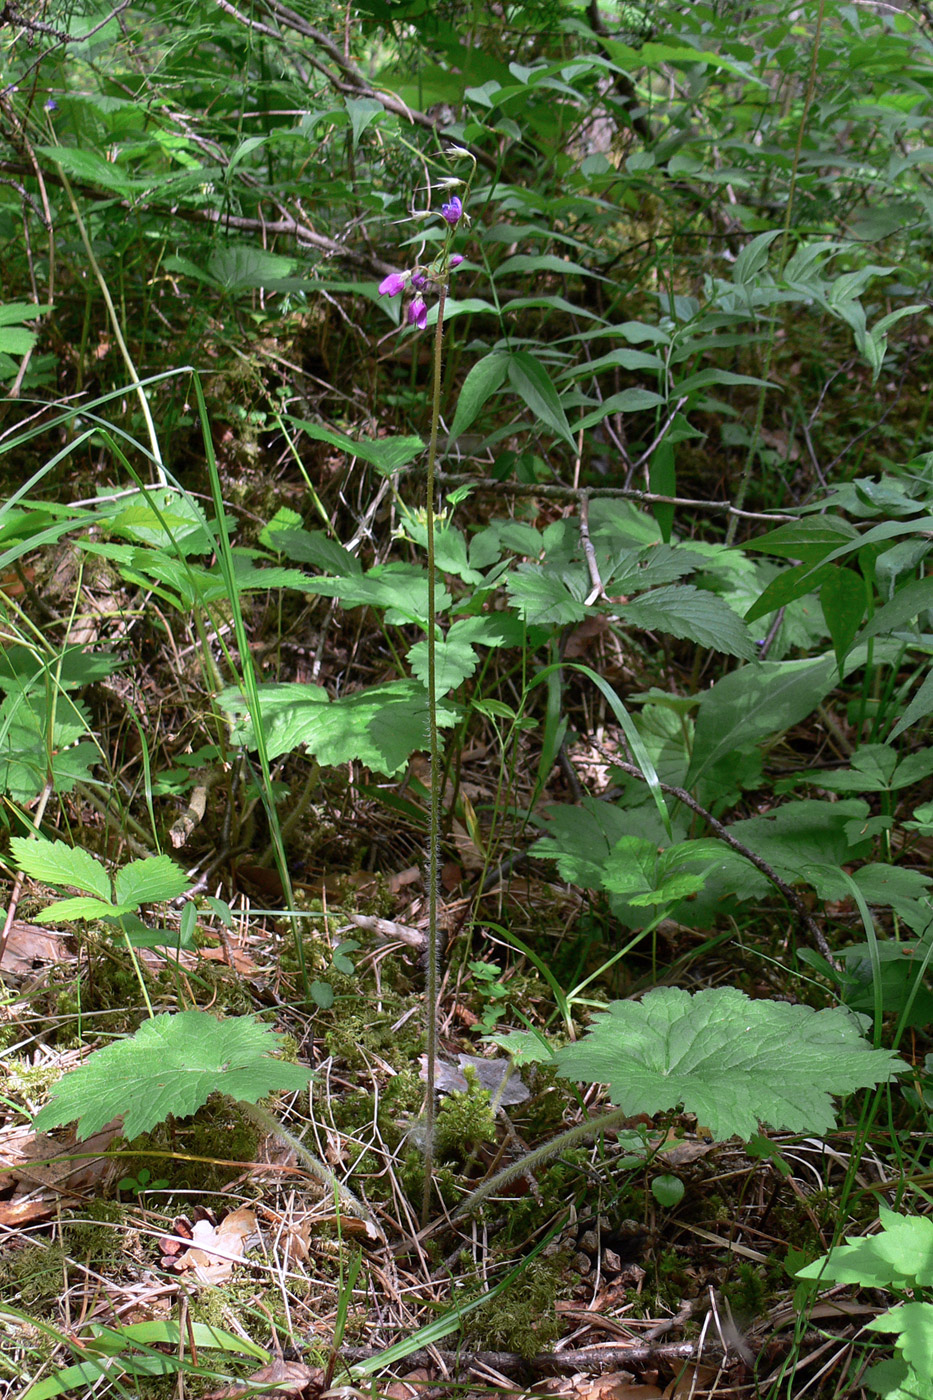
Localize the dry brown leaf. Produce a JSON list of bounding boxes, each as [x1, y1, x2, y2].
[[199, 944, 258, 974], [0, 921, 71, 974], [382, 1367, 433, 1400], [202, 1360, 325, 1399], [387, 865, 421, 894], [0, 1119, 121, 1220], [282, 1215, 312, 1263], [531, 1373, 653, 1400], [662, 1361, 718, 1398], [586, 1377, 661, 1400], [172, 1205, 257, 1285], [563, 614, 611, 659]]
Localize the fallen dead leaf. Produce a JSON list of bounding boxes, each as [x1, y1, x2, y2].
[[0, 921, 72, 975], [387, 865, 421, 894], [202, 1360, 325, 1399], [424, 1054, 531, 1106], [382, 1367, 432, 1400], [0, 1119, 122, 1225], [531, 1373, 659, 1400], [169, 1205, 257, 1285]]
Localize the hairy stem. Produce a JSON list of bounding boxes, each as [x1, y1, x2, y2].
[[449, 1105, 634, 1224], [422, 284, 448, 1227], [241, 1100, 382, 1238]]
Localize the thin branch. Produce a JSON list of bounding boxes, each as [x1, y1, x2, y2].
[[435, 471, 799, 523]]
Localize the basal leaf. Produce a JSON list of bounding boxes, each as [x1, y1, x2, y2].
[[0, 690, 97, 801], [35, 144, 135, 194], [507, 563, 589, 625], [11, 837, 111, 901], [290, 418, 424, 476], [556, 987, 906, 1141], [304, 563, 451, 627], [260, 514, 360, 575], [32, 1010, 314, 1141], [34, 896, 129, 924], [797, 1208, 933, 1290], [407, 634, 479, 693], [531, 798, 631, 889], [686, 656, 841, 790], [220, 679, 458, 775]]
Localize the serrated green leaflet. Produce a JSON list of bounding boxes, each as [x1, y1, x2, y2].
[[11, 837, 111, 900]]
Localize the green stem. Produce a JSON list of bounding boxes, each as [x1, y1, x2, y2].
[[422, 284, 448, 1228]]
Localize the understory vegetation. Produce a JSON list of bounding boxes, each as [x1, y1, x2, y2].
[[2, 0, 933, 1396]]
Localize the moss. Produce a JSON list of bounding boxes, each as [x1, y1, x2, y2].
[[723, 1262, 770, 1318], [498, 1149, 592, 1242], [124, 1096, 260, 1194], [0, 1204, 132, 1313], [434, 1072, 497, 1160], [3, 1056, 65, 1109], [462, 1257, 566, 1358], [322, 999, 422, 1071]]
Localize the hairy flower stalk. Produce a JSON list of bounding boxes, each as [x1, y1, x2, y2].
[[377, 174, 470, 1224], [421, 273, 446, 1226]]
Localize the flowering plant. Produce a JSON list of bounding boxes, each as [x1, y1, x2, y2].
[[377, 184, 468, 332]]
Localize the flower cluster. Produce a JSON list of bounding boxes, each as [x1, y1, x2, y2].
[[377, 194, 466, 331]]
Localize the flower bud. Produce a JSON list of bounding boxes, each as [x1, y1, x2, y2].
[[440, 195, 463, 227], [378, 271, 407, 298], [408, 297, 428, 330]]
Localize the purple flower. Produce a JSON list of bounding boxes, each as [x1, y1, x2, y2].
[[45, 98, 57, 111], [410, 268, 429, 290], [408, 297, 428, 330], [440, 194, 462, 227], [449, 254, 464, 269], [379, 271, 407, 298]]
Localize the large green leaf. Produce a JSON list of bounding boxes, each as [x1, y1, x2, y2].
[[0, 691, 97, 801], [686, 655, 841, 790], [556, 987, 905, 1141], [857, 575, 933, 643], [507, 563, 589, 625], [220, 679, 458, 775], [303, 563, 451, 627], [891, 666, 933, 741], [507, 350, 577, 450], [290, 418, 424, 476], [32, 1011, 314, 1141], [449, 351, 509, 440], [797, 1207, 933, 1290], [407, 634, 479, 692], [616, 585, 756, 659], [114, 855, 191, 907]]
